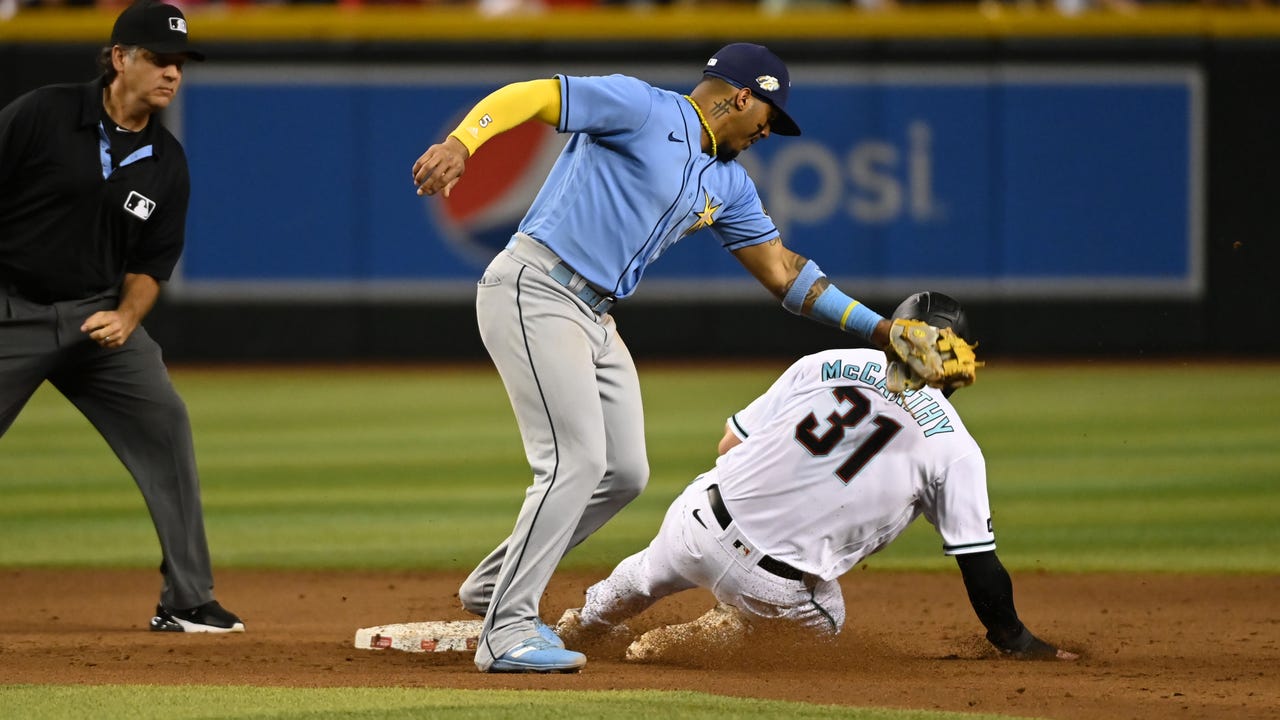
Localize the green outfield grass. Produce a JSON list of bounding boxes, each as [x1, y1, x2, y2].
[[2, 360, 1278, 720], [2, 361, 1277, 573], [0, 686, 1034, 720]]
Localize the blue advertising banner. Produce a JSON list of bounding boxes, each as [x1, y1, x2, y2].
[[173, 65, 1201, 300]]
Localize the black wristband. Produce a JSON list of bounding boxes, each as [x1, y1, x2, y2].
[[990, 626, 1057, 658], [988, 624, 1033, 653]]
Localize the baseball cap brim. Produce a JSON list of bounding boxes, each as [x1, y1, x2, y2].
[[766, 106, 800, 136], [704, 69, 800, 136], [110, 2, 205, 62], [138, 41, 205, 61]]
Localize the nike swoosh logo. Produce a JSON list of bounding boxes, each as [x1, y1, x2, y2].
[[692, 508, 706, 528], [667, 131, 683, 143]]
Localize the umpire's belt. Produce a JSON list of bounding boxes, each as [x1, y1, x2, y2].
[[706, 484, 806, 582], [507, 234, 616, 315]]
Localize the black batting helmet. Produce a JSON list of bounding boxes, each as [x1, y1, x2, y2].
[[892, 291, 971, 397]]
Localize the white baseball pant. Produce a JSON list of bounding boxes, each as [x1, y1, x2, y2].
[[578, 471, 846, 635]]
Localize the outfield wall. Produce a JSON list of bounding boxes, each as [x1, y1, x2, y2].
[[2, 7, 1277, 359]]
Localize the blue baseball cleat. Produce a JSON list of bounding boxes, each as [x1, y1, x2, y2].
[[534, 618, 565, 648], [487, 637, 586, 673]]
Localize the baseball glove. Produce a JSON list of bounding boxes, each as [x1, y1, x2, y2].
[[884, 319, 982, 394]]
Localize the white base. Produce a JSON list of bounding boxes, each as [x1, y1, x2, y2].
[[354, 619, 483, 653]]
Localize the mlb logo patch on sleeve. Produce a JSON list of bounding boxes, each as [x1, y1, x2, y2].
[[124, 191, 156, 220]]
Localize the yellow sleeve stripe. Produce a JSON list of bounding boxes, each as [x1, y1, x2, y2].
[[839, 300, 859, 330], [449, 78, 562, 156]]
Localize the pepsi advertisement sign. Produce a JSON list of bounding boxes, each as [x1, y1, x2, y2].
[[174, 64, 1201, 300]]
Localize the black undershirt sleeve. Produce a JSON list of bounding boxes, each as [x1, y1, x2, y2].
[[955, 550, 1058, 658]]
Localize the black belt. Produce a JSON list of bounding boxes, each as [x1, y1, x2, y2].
[[706, 484, 805, 582], [0, 282, 55, 304], [1, 280, 104, 305]]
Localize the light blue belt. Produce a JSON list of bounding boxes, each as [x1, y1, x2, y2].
[[548, 263, 616, 315], [506, 236, 616, 315]]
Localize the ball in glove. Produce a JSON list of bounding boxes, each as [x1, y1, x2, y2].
[[885, 319, 982, 394]]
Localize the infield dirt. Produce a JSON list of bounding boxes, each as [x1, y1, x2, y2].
[[2, 568, 1276, 720]]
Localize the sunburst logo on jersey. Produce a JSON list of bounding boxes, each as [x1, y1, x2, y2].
[[684, 190, 722, 236]]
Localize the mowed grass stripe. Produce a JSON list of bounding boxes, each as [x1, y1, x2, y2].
[[0, 685, 1037, 720], [0, 361, 1276, 572]]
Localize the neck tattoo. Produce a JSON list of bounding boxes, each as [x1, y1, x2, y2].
[[684, 95, 717, 159]]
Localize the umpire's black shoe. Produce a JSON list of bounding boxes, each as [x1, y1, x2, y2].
[[150, 601, 245, 633]]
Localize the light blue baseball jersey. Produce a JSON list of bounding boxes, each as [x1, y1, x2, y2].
[[517, 74, 780, 300]]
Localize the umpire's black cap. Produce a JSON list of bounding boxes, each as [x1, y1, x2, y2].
[[703, 43, 800, 136], [111, 1, 205, 61]]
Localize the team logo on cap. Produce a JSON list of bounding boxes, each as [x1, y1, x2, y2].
[[169, 17, 188, 34], [755, 75, 780, 92]]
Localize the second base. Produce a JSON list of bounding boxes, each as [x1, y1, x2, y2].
[[354, 619, 483, 653]]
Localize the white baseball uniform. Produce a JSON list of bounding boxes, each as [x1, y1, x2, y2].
[[577, 347, 996, 635]]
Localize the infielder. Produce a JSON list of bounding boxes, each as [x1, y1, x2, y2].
[[556, 293, 1075, 662], [0, 2, 242, 633], [411, 45, 977, 673]]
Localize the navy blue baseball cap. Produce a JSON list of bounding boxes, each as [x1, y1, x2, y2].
[[111, 1, 205, 61], [703, 43, 800, 136]]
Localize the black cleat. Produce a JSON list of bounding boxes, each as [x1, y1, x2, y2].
[[150, 600, 245, 633]]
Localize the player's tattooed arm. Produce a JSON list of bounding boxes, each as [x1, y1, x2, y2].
[[787, 254, 830, 315], [735, 239, 833, 313], [732, 238, 808, 300], [775, 249, 833, 314], [734, 238, 890, 342]]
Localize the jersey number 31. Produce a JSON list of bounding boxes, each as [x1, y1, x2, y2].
[[795, 386, 903, 484]]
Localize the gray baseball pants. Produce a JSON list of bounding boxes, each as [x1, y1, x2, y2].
[[0, 287, 216, 610], [466, 235, 649, 670]]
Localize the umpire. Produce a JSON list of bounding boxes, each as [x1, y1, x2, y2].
[[0, 1, 243, 633]]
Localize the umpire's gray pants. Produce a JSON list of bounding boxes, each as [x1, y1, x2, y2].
[[0, 288, 216, 610], [468, 237, 649, 670]]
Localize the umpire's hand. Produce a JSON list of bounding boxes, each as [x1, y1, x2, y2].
[[82, 310, 137, 349], [413, 135, 470, 198]]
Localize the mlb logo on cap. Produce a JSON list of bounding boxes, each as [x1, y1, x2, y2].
[[111, 1, 205, 61]]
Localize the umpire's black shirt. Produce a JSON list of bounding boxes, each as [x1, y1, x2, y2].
[[0, 77, 188, 303]]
